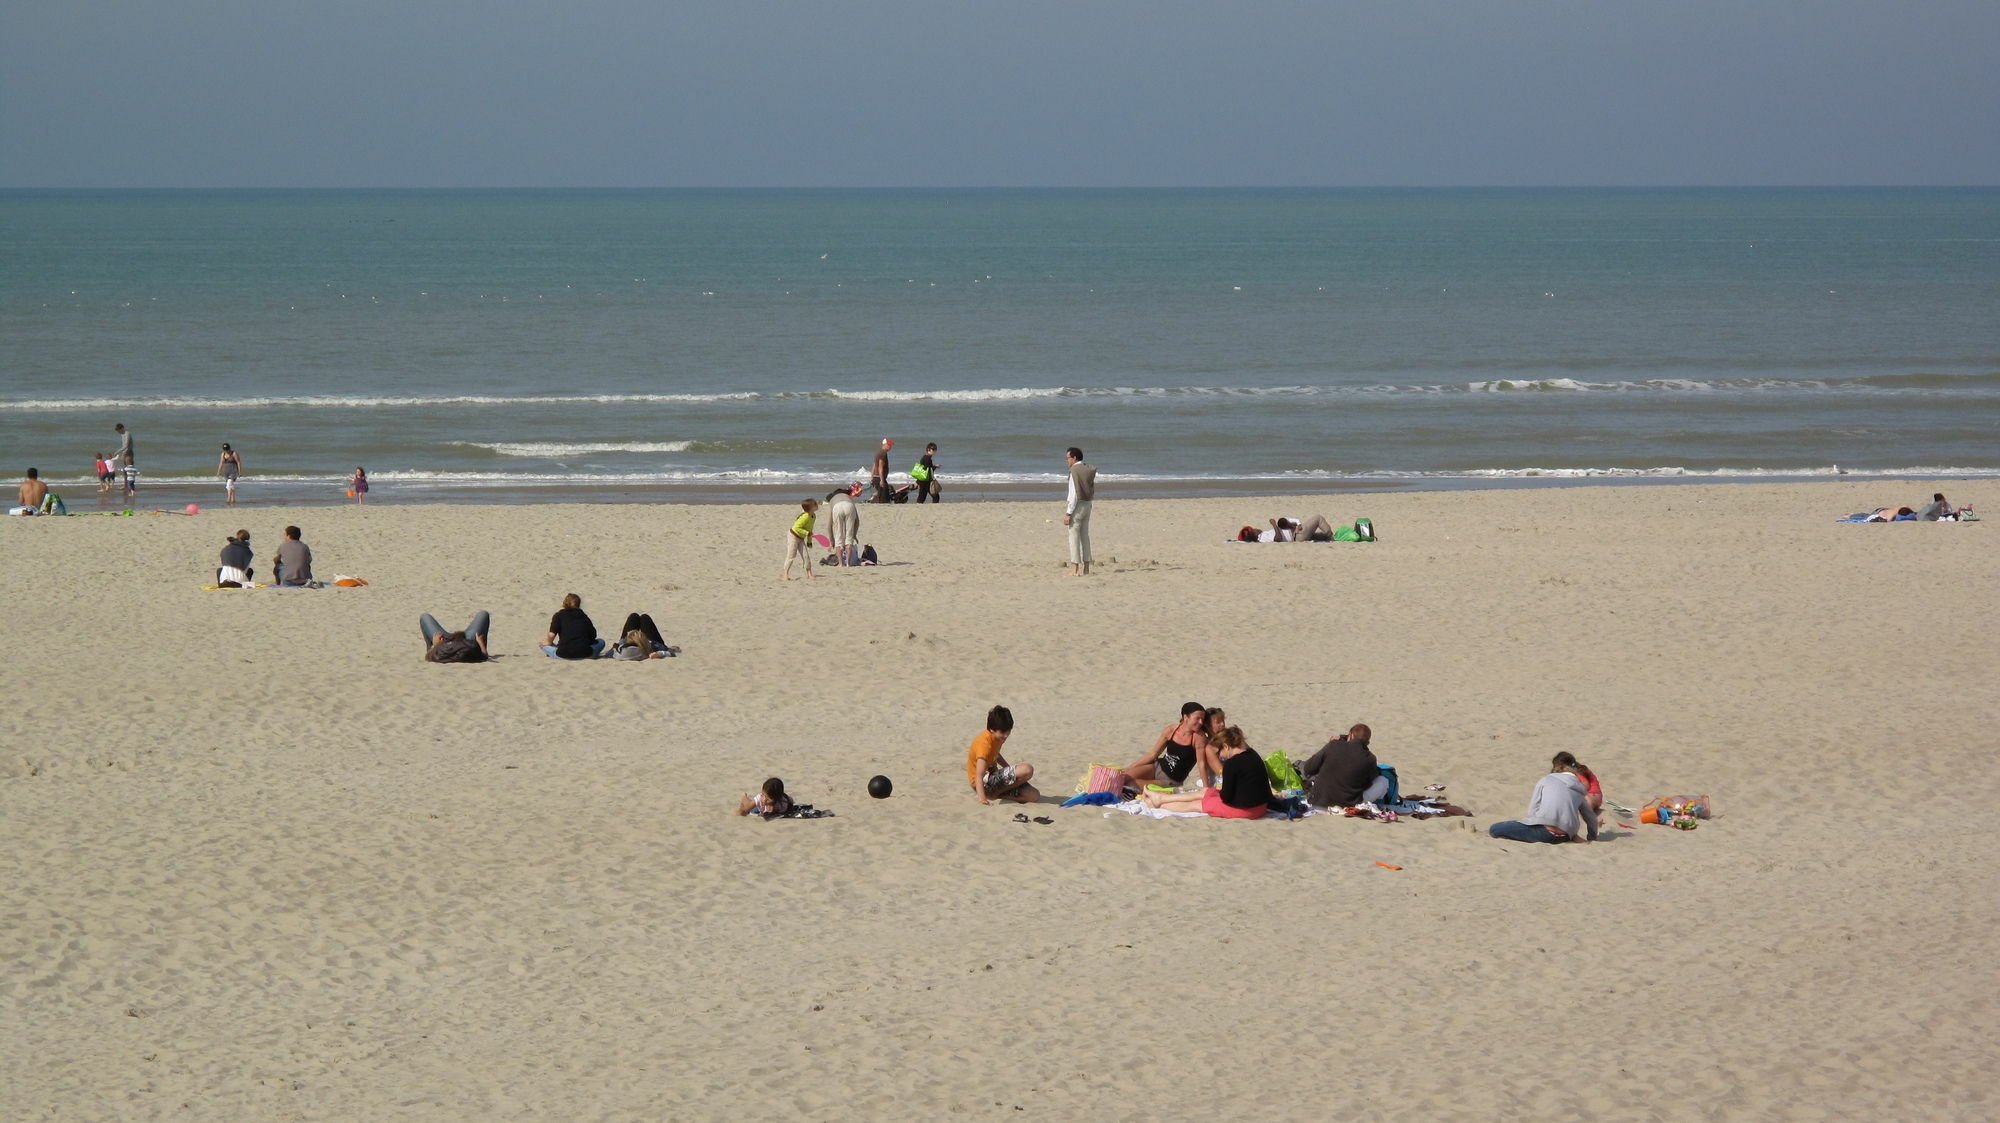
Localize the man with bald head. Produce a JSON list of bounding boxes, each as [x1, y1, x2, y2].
[[1298, 723, 1390, 808]]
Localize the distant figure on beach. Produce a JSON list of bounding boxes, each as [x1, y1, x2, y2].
[[1488, 759, 1598, 844], [1550, 751, 1602, 812], [350, 467, 369, 504], [1298, 723, 1387, 808], [610, 611, 676, 659], [824, 484, 862, 566], [113, 423, 137, 497], [1064, 446, 1095, 576], [1124, 702, 1211, 793], [542, 593, 603, 659], [217, 529, 254, 585], [421, 611, 491, 663], [870, 438, 894, 503], [274, 525, 313, 586], [17, 468, 48, 512], [782, 497, 820, 580], [967, 705, 1039, 805], [1143, 726, 1271, 819], [217, 444, 243, 506], [95, 452, 115, 494], [913, 442, 939, 503], [737, 777, 795, 818]]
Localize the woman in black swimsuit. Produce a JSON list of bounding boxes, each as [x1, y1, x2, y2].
[[1123, 701, 1213, 793]]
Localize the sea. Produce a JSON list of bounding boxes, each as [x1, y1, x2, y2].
[[2, 188, 1996, 506]]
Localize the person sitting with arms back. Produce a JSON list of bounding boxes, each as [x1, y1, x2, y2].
[[274, 525, 313, 586], [1488, 759, 1599, 844], [542, 593, 603, 659], [1298, 722, 1389, 808], [217, 529, 254, 585], [967, 704, 1039, 805]]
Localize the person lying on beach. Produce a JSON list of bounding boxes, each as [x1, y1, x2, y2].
[[421, 612, 490, 663], [967, 705, 1039, 804], [1299, 723, 1388, 808], [608, 612, 677, 659], [1123, 702, 1212, 793], [217, 530, 254, 585], [737, 777, 794, 818], [1550, 751, 1602, 812], [542, 593, 604, 659], [1488, 760, 1598, 844], [1914, 493, 1955, 521], [1143, 726, 1271, 819], [1865, 507, 1916, 521]]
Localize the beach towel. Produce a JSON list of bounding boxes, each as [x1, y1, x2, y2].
[[1061, 791, 1122, 807]]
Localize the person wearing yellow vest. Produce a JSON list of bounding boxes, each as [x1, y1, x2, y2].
[[912, 442, 939, 504], [781, 497, 820, 581]]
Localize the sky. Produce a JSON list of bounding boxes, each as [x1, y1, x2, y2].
[[3, 0, 1996, 187]]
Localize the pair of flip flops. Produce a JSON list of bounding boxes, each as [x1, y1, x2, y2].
[[1012, 813, 1054, 825]]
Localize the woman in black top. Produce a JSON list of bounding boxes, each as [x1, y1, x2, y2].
[[541, 593, 603, 659], [1142, 726, 1270, 819], [1122, 701, 1212, 793]]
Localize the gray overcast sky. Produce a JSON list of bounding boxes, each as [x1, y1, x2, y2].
[[3, 0, 1995, 187]]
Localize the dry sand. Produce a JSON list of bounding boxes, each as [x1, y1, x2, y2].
[[3, 482, 1995, 1120]]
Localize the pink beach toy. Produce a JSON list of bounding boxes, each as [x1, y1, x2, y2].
[[184, 503, 200, 515]]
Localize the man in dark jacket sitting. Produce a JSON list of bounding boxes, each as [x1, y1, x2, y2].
[[1298, 723, 1388, 808]]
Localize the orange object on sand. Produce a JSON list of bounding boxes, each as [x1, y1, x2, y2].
[[1374, 862, 1402, 870]]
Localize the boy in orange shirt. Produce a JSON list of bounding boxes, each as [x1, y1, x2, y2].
[[966, 705, 1038, 805]]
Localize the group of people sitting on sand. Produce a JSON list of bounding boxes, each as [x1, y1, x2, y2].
[[213, 525, 315, 587], [742, 699, 1609, 844], [416, 593, 680, 663], [1235, 515, 1375, 542]]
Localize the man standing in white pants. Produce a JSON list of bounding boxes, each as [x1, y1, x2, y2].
[[1064, 446, 1095, 577]]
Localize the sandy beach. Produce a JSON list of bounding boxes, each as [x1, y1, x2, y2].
[[3, 481, 1994, 1120]]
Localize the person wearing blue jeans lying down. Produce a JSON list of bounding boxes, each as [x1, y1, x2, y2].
[[421, 611, 490, 661], [1488, 762, 1598, 844]]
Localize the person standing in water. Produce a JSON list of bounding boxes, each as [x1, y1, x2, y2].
[[869, 438, 893, 503], [217, 443, 243, 506], [350, 467, 369, 505], [113, 423, 137, 497]]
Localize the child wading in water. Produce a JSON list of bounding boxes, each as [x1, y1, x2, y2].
[[781, 497, 819, 580], [737, 777, 794, 818], [350, 467, 369, 504]]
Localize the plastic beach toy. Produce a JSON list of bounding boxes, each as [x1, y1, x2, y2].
[[185, 503, 200, 514]]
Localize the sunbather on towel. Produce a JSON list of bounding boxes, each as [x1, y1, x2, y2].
[[1144, 726, 1269, 819]]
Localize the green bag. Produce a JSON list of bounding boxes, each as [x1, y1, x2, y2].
[[1264, 749, 1304, 792], [910, 462, 932, 482]]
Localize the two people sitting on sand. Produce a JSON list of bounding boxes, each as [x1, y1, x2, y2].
[[1141, 725, 1273, 818], [542, 595, 675, 659], [1236, 516, 1373, 542], [967, 705, 1039, 804], [1488, 757, 1599, 843]]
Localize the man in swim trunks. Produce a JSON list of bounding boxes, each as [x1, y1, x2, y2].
[[870, 438, 894, 503], [966, 705, 1038, 805]]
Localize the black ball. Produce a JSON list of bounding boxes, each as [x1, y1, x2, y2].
[[867, 775, 893, 799]]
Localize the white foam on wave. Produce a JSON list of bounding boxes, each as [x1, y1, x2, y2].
[[458, 441, 695, 457], [4, 373, 1991, 412]]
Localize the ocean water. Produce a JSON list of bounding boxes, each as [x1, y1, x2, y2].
[[2, 188, 1996, 505]]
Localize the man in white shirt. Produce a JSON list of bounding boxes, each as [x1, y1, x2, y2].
[[1064, 447, 1095, 577]]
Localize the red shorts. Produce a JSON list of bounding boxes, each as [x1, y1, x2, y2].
[[1202, 789, 1267, 820]]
